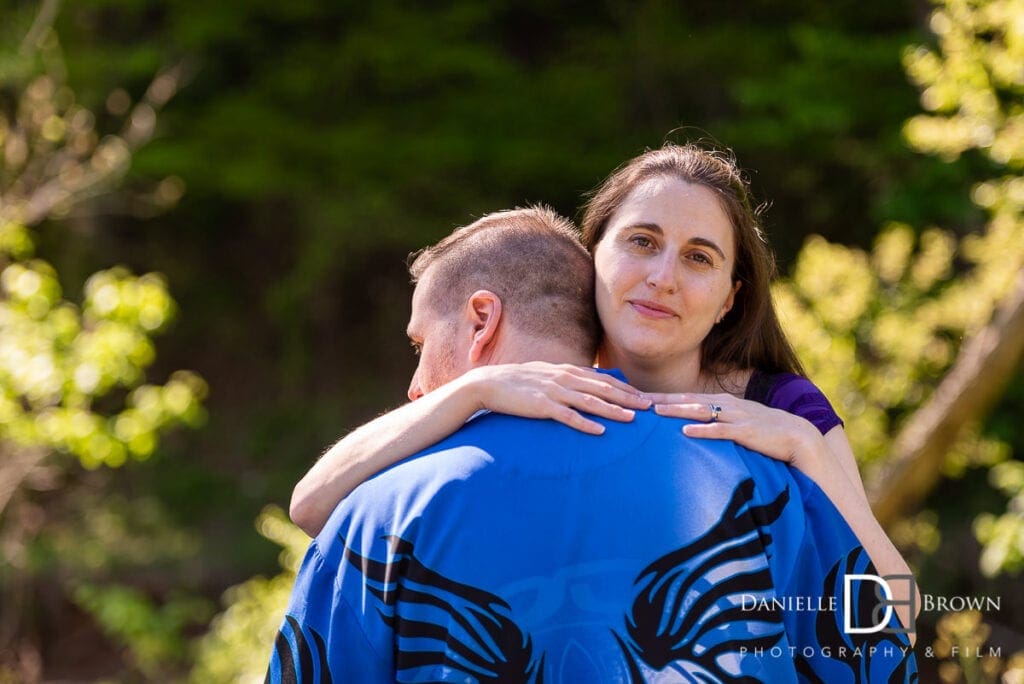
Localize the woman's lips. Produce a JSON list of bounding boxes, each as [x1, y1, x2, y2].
[[628, 299, 677, 319]]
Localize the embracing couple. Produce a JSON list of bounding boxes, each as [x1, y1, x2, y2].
[[267, 144, 919, 682]]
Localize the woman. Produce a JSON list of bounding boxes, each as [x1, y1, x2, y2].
[[291, 143, 918, 630]]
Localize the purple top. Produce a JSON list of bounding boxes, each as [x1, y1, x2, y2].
[[744, 370, 843, 436]]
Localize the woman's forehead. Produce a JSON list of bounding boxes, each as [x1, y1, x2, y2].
[[613, 178, 730, 228]]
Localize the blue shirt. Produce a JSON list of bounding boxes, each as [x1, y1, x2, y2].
[[269, 380, 916, 682]]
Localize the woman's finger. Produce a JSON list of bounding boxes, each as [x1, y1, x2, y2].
[[683, 421, 794, 464], [571, 376, 651, 409], [549, 403, 605, 435], [651, 391, 735, 406], [643, 392, 695, 405], [653, 403, 717, 420], [568, 366, 646, 397], [561, 388, 636, 422], [681, 422, 735, 440]]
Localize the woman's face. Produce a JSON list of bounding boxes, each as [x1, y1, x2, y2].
[[593, 175, 740, 368]]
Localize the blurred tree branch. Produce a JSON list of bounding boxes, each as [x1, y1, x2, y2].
[[17, 61, 187, 227], [18, 0, 60, 57], [0, 443, 48, 519], [869, 271, 1024, 526], [867, 0, 1024, 531], [2, 0, 191, 229], [3, 65, 188, 228]]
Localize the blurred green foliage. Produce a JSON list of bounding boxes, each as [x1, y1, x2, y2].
[[903, 0, 1024, 572], [0, 245, 206, 467], [0, 4, 207, 679], [975, 460, 1024, 576], [775, 0, 1024, 572], [189, 507, 307, 684], [931, 610, 1024, 683], [775, 213, 1019, 472], [73, 583, 211, 678], [903, 0, 1024, 166]]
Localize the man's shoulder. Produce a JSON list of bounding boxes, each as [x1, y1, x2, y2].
[[406, 408, 762, 478], [730, 443, 807, 502], [327, 410, 796, 542]]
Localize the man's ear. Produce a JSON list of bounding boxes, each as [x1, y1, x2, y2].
[[465, 290, 503, 363]]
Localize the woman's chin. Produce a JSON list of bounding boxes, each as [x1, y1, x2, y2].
[[601, 329, 690, 367], [616, 339, 676, 365]]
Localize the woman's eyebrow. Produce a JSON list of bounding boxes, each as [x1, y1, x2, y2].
[[625, 223, 727, 259], [629, 222, 663, 233], [689, 237, 726, 260]]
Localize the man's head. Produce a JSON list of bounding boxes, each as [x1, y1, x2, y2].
[[405, 206, 598, 399]]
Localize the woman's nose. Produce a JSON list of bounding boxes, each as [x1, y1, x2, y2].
[[645, 254, 678, 293]]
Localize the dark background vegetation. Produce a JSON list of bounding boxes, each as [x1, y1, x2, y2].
[[3, 0, 1020, 678]]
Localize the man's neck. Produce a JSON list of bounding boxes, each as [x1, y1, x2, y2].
[[493, 340, 592, 367]]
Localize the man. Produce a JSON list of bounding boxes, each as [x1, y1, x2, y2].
[[267, 207, 916, 682]]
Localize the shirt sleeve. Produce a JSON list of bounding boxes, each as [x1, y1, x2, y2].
[[266, 537, 392, 682], [777, 471, 917, 682], [764, 374, 844, 436]]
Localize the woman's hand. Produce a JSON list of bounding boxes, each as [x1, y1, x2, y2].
[[648, 392, 829, 476], [468, 363, 651, 435]]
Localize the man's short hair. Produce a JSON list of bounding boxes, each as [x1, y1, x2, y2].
[[409, 206, 598, 360]]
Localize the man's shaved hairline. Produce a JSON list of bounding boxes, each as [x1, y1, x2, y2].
[[408, 206, 598, 359]]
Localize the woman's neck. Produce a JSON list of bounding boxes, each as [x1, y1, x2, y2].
[[596, 344, 753, 396], [597, 344, 703, 394]]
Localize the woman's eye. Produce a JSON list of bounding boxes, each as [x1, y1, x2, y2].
[[629, 235, 655, 249], [410, 342, 422, 356], [689, 251, 713, 266]]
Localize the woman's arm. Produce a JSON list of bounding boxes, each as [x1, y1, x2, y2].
[[650, 395, 920, 639], [290, 370, 480, 537], [801, 427, 921, 642], [290, 363, 648, 536]]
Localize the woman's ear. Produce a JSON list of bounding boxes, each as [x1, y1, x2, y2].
[[466, 290, 503, 363], [718, 280, 741, 323]]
